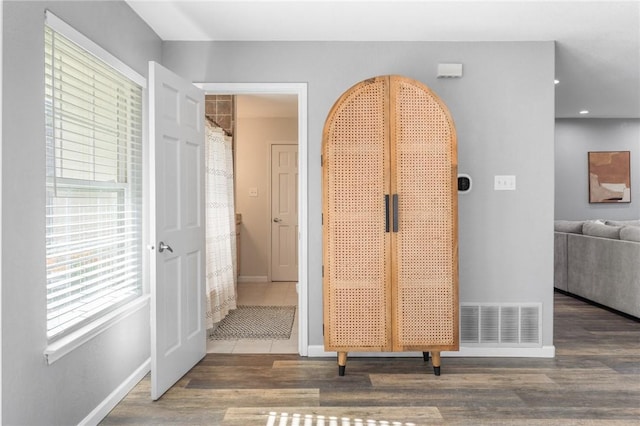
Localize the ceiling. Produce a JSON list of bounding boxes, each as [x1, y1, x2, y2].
[[126, 0, 640, 118]]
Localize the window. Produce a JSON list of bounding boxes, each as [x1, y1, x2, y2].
[[44, 19, 144, 341]]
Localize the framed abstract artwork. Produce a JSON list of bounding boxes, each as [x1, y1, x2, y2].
[[588, 151, 631, 203]]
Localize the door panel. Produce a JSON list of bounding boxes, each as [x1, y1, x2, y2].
[[150, 61, 205, 400], [184, 140, 201, 228], [162, 257, 181, 354], [390, 76, 458, 351], [186, 250, 202, 337], [162, 136, 180, 231], [322, 77, 392, 351]]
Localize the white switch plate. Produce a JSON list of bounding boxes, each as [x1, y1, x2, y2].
[[494, 175, 516, 191], [249, 187, 258, 197]]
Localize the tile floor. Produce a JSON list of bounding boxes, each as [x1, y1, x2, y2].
[[206, 281, 299, 354]]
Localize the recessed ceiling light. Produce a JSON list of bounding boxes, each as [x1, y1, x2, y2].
[[554, 79, 559, 84], [579, 110, 589, 114]]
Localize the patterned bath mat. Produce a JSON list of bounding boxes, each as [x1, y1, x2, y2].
[[210, 305, 296, 340]]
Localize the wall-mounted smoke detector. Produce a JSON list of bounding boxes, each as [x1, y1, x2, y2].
[[437, 63, 463, 78]]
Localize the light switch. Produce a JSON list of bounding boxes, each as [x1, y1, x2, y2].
[[494, 175, 516, 191], [248, 187, 258, 197]]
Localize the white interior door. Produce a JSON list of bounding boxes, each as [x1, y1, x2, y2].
[[271, 144, 298, 282], [149, 61, 205, 400]]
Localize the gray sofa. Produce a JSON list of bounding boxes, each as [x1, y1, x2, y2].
[[554, 219, 640, 318]]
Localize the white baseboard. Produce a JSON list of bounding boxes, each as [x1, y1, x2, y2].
[[79, 358, 150, 426], [238, 275, 268, 283], [307, 345, 555, 358]]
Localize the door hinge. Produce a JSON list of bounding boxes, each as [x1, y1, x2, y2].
[[320, 155, 323, 166], [321, 213, 323, 225], [322, 324, 325, 336], [322, 265, 324, 277]]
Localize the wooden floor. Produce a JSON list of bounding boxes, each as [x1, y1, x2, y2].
[[101, 292, 640, 425]]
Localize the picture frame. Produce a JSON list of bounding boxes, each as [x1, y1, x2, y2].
[[588, 151, 631, 203]]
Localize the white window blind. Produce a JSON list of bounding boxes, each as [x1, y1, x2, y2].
[[44, 24, 143, 340]]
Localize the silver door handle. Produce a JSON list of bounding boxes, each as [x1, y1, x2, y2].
[[158, 241, 173, 253], [273, 218, 282, 223]]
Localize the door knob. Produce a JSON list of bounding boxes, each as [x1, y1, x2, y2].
[[273, 218, 282, 223], [158, 241, 173, 253]]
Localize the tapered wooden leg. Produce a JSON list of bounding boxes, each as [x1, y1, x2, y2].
[[432, 351, 441, 376], [423, 352, 430, 363], [338, 352, 348, 376]]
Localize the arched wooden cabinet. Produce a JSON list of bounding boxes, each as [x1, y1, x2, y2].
[[322, 75, 459, 376]]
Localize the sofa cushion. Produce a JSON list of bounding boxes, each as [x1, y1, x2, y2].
[[567, 233, 640, 318], [554, 220, 584, 233], [554, 233, 568, 291], [605, 219, 640, 227], [582, 222, 621, 239], [620, 225, 640, 242]]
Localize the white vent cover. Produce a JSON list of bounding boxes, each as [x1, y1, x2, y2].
[[460, 303, 542, 346]]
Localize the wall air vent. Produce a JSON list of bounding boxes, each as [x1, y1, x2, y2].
[[460, 303, 542, 346]]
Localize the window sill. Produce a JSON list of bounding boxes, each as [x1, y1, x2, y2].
[[44, 295, 150, 365]]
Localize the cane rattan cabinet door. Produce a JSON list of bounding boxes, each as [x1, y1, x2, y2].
[[390, 76, 459, 352], [322, 77, 392, 352]]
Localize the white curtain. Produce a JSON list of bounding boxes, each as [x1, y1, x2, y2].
[[205, 122, 237, 330]]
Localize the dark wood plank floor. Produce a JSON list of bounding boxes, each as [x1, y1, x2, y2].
[[101, 292, 640, 425]]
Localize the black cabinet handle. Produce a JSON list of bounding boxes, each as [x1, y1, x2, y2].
[[384, 194, 390, 233], [393, 194, 399, 233]]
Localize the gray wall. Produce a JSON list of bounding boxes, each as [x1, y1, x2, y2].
[[163, 40, 556, 347], [556, 118, 640, 220], [2, 1, 161, 424]]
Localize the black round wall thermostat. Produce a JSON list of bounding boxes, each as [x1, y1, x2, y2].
[[458, 174, 472, 193]]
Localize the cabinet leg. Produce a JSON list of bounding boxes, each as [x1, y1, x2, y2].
[[422, 351, 430, 363], [432, 351, 441, 376], [338, 351, 348, 376]]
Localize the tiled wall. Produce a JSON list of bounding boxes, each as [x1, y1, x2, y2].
[[205, 94, 234, 136]]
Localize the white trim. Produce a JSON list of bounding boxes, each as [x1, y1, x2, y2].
[[237, 275, 269, 283], [44, 10, 146, 88], [307, 345, 556, 358], [79, 358, 150, 426], [142, 85, 151, 297], [196, 82, 309, 356], [296, 84, 309, 357], [196, 82, 303, 95], [442, 346, 555, 358], [0, 0, 4, 420], [44, 296, 150, 365]]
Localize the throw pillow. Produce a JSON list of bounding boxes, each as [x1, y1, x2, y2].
[[582, 222, 621, 239], [605, 219, 640, 227], [620, 225, 640, 242], [554, 220, 583, 234]]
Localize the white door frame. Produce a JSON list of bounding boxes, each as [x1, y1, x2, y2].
[[195, 83, 308, 356]]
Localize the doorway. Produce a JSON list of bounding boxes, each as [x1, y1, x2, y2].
[[196, 83, 308, 356]]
